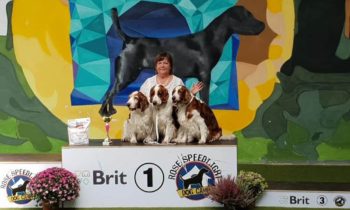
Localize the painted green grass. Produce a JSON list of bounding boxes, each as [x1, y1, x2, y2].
[[317, 119, 350, 161], [236, 130, 350, 162], [0, 137, 66, 154], [317, 143, 350, 161], [235, 132, 272, 163], [0, 109, 66, 153], [0, 113, 17, 137], [0, 36, 34, 98], [239, 163, 350, 183]]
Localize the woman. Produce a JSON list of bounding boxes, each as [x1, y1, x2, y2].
[[140, 52, 203, 97]]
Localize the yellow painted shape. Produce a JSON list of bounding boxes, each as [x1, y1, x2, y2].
[[267, 0, 282, 13], [256, 78, 277, 100], [215, 81, 256, 132], [266, 59, 276, 80], [281, 1, 295, 60], [248, 88, 262, 111], [269, 44, 283, 60]]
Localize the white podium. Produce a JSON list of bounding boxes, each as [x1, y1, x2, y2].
[[62, 141, 237, 208]]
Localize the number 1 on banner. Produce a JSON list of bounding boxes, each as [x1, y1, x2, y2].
[[143, 168, 153, 187], [134, 163, 165, 193]]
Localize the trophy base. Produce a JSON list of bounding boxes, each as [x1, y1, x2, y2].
[[102, 138, 111, 146]]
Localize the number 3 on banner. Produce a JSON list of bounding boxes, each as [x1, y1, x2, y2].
[[134, 163, 165, 193]]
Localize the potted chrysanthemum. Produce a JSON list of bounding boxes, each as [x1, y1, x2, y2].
[[207, 171, 268, 210], [28, 167, 80, 210]]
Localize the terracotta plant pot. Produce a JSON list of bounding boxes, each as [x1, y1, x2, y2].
[[42, 201, 59, 210], [224, 203, 238, 210]]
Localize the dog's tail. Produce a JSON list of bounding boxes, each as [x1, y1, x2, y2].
[[111, 8, 129, 43]]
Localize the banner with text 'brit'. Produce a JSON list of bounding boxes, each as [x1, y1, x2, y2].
[[62, 144, 237, 208]]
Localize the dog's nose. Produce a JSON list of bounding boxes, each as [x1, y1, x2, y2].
[[126, 103, 131, 108], [172, 96, 176, 102], [152, 101, 157, 106]]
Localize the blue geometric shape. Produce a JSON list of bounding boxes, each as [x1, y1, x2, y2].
[[113, 69, 156, 104], [211, 34, 239, 109], [71, 89, 99, 105], [70, 0, 240, 110], [119, 1, 191, 38]]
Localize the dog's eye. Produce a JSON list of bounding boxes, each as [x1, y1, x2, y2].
[[158, 92, 162, 96]]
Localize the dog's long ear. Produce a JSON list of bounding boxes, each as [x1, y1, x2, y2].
[[172, 106, 180, 129], [150, 86, 155, 103], [160, 87, 169, 104], [139, 93, 149, 112], [184, 86, 192, 104]]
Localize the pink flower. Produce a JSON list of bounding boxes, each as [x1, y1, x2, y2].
[[28, 167, 80, 204]]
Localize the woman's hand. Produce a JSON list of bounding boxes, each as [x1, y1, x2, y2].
[[191, 81, 204, 94]]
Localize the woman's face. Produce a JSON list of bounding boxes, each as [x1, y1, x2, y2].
[[156, 58, 171, 76]]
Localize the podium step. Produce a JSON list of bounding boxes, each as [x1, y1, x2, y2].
[[239, 163, 350, 190]]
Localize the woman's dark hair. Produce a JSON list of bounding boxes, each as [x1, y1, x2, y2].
[[154, 52, 173, 75]]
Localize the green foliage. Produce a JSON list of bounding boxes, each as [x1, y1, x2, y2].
[[236, 171, 268, 208], [235, 132, 272, 163]]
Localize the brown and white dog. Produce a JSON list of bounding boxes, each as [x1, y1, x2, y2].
[[172, 85, 222, 144], [122, 91, 155, 143], [150, 84, 176, 144]]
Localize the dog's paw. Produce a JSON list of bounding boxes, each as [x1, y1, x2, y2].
[[198, 139, 206, 144], [172, 138, 185, 143], [161, 141, 176, 145], [209, 137, 221, 143], [130, 138, 137, 144], [143, 138, 157, 144], [162, 138, 171, 144], [187, 137, 195, 143], [171, 138, 178, 143]]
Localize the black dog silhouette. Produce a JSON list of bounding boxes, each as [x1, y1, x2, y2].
[[100, 5, 265, 116], [180, 168, 209, 189], [281, 0, 350, 76], [11, 180, 29, 195]]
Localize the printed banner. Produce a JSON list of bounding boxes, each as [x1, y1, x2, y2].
[[0, 162, 61, 208], [257, 190, 350, 209], [62, 144, 237, 208]]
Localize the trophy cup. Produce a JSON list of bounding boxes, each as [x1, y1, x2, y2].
[[102, 116, 112, 146]]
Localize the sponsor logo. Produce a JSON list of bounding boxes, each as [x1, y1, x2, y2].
[[75, 170, 127, 185], [74, 170, 91, 185], [169, 153, 222, 200], [289, 195, 310, 205], [92, 170, 127, 185], [334, 195, 346, 207], [278, 196, 289, 204], [0, 169, 35, 204], [279, 195, 311, 206]]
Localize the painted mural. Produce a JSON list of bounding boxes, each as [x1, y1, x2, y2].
[[0, 0, 349, 163]]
